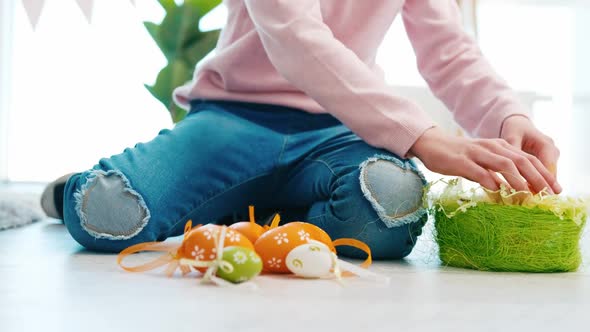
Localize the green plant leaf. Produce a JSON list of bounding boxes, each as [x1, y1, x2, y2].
[[157, 0, 221, 61], [143, 22, 169, 56], [169, 104, 188, 123], [183, 29, 220, 65], [186, 0, 222, 17], [145, 0, 222, 123], [145, 60, 193, 122], [144, 21, 159, 41], [158, 0, 177, 13], [158, 7, 193, 60]]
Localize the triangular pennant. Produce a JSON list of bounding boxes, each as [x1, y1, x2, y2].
[[75, 0, 94, 23], [21, 0, 46, 29]]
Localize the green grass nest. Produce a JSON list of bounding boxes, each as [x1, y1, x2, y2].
[[429, 179, 588, 272]]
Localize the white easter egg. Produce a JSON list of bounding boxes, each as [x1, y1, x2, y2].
[[285, 241, 335, 278]]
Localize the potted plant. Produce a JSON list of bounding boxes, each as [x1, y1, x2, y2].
[[144, 0, 221, 123]]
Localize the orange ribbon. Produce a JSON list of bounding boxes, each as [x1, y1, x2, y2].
[[331, 238, 372, 278], [117, 218, 374, 280], [262, 213, 281, 231], [248, 205, 256, 224], [117, 220, 196, 277], [333, 238, 372, 269]]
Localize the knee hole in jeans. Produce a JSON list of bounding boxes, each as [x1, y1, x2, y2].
[[359, 155, 427, 228], [73, 170, 150, 240]]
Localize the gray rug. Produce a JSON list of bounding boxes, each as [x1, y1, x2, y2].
[[0, 190, 44, 230]]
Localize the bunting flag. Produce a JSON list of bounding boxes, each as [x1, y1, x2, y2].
[[21, 0, 46, 29], [21, 0, 138, 29], [75, 0, 95, 23]]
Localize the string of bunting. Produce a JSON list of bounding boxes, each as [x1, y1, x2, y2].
[[21, 0, 136, 28]]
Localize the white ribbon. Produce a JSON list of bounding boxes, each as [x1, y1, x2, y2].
[[202, 226, 227, 284], [335, 259, 390, 285], [306, 240, 389, 284]]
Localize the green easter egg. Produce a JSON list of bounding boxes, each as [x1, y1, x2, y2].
[[216, 246, 263, 283]]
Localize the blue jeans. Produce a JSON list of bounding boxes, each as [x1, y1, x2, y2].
[[63, 100, 428, 259]]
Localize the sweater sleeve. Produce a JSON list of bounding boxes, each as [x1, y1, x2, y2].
[[403, 0, 531, 139], [244, 0, 436, 158]]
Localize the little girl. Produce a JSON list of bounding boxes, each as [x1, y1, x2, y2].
[[41, 0, 561, 259]]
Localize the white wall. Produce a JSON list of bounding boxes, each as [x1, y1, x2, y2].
[[566, 7, 590, 181], [574, 7, 590, 99], [0, 0, 16, 181], [571, 6, 590, 178], [5, 1, 172, 182]]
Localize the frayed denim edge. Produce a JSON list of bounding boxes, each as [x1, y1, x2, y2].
[[73, 170, 151, 240], [359, 154, 427, 228]]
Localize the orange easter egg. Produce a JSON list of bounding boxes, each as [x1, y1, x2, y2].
[[181, 224, 254, 272], [296, 222, 336, 252], [229, 221, 265, 243], [254, 222, 335, 273]]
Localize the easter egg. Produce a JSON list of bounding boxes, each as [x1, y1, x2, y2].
[[229, 221, 265, 243], [286, 241, 334, 278], [254, 222, 336, 273], [296, 222, 335, 251], [181, 224, 254, 273], [216, 246, 263, 283]]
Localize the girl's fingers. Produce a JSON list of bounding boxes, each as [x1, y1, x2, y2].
[[480, 140, 555, 194], [548, 163, 557, 176], [503, 134, 522, 148], [536, 144, 561, 176], [488, 170, 508, 189], [498, 140, 559, 193], [463, 162, 499, 191], [496, 146, 554, 194], [523, 152, 559, 193], [473, 150, 528, 192]]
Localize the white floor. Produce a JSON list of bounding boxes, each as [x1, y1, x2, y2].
[[1, 212, 590, 332]]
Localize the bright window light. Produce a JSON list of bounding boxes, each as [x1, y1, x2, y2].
[[7, 0, 172, 182], [3, 0, 587, 193]]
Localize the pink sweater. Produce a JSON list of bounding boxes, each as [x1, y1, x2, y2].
[[173, 0, 529, 157]]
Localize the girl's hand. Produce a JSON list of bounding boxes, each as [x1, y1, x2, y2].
[[410, 126, 562, 194], [500, 115, 560, 177]]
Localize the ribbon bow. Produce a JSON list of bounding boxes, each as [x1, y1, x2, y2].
[[117, 221, 196, 277], [179, 226, 241, 286]]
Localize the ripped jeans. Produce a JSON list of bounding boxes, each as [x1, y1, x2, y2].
[[63, 100, 428, 259]]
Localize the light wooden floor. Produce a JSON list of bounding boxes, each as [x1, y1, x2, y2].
[[1, 213, 589, 332]]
